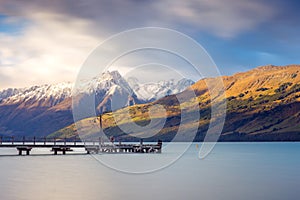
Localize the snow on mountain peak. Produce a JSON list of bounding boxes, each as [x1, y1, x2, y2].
[[0, 82, 73, 107], [73, 70, 132, 95], [126, 77, 194, 101], [0, 71, 194, 108]]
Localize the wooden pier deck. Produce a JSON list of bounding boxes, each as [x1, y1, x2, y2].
[[0, 136, 162, 155]]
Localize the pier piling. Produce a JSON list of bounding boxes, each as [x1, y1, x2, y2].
[[0, 136, 163, 155]]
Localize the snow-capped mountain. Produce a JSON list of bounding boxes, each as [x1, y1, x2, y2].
[[0, 70, 194, 137], [126, 77, 194, 101], [0, 88, 26, 101], [72, 71, 140, 114], [0, 83, 73, 108], [73, 71, 133, 95], [0, 71, 194, 108]]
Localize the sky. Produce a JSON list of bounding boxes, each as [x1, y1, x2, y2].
[[0, 0, 300, 89]]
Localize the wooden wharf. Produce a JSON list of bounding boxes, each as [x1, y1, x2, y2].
[[0, 136, 162, 156]]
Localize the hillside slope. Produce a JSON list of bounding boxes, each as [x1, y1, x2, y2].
[[0, 71, 193, 137], [51, 65, 300, 141]]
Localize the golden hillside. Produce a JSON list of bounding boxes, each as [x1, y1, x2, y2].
[[50, 65, 300, 141]]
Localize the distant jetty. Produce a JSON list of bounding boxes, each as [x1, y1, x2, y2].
[[0, 136, 162, 155]]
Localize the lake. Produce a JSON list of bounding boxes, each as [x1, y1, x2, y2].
[[0, 142, 299, 200]]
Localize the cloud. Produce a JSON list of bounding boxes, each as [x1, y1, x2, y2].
[[156, 0, 277, 38], [0, 0, 279, 36], [0, 0, 283, 89], [0, 12, 100, 88]]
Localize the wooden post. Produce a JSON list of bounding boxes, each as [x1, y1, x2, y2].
[[54, 138, 56, 145], [11, 136, 14, 145], [33, 136, 36, 145], [157, 140, 162, 153], [64, 137, 67, 146], [74, 137, 76, 146], [99, 114, 102, 129], [44, 137, 46, 145], [158, 140, 162, 147], [23, 136, 25, 145], [0, 136, 2, 144]]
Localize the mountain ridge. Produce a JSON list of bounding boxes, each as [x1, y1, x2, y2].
[[0, 71, 193, 136], [51, 65, 300, 141]]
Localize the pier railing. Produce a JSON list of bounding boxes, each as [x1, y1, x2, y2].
[[0, 136, 163, 155]]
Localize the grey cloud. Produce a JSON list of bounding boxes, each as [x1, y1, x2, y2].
[[0, 0, 279, 38], [0, 0, 298, 89]]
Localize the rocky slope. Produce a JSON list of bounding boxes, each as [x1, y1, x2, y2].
[[127, 77, 194, 101], [0, 71, 193, 137], [51, 65, 300, 141]]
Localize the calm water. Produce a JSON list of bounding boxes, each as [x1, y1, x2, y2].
[[0, 143, 299, 200]]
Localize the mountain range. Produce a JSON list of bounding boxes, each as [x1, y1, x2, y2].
[[0, 71, 194, 137], [51, 65, 300, 142]]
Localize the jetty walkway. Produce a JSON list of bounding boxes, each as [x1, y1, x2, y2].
[[0, 136, 162, 155]]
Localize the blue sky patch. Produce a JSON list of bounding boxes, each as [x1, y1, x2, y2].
[[0, 14, 27, 35]]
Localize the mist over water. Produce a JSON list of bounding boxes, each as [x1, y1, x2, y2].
[[0, 143, 299, 200]]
